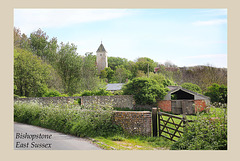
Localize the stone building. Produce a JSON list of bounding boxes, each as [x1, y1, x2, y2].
[[158, 86, 210, 115], [96, 42, 108, 73]]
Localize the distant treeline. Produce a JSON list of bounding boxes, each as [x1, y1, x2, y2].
[[14, 27, 227, 100]]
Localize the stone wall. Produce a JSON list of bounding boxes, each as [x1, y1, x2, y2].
[[14, 95, 134, 109], [113, 111, 152, 136], [81, 95, 134, 109]]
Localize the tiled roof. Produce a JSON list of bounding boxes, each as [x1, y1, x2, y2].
[[106, 83, 125, 91], [96, 43, 107, 52]]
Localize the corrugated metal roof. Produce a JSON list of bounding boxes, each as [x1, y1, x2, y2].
[[106, 83, 125, 91]]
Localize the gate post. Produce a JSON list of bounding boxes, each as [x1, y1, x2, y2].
[[152, 108, 157, 137]]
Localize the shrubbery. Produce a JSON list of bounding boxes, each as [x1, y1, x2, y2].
[[181, 83, 202, 94], [122, 77, 168, 105], [43, 89, 68, 97], [14, 101, 122, 137], [205, 83, 227, 103], [73, 88, 113, 97], [171, 105, 227, 150]]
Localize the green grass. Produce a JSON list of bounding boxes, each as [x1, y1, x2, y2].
[[93, 134, 173, 150]]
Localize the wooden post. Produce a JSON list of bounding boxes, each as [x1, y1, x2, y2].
[[182, 114, 187, 127], [152, 108, 157, 137]]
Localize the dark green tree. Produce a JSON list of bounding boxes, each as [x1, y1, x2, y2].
[[14, 49, 54, 97], [204, 83, 227, 103], [100, 67, 115, 83], [56, 42, 83, 95], [108, 56, 128, 71], [122, 77, 168, 105]]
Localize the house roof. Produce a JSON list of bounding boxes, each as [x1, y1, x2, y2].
[[106, 83, 125, 91], [165, 86, 210, 100], [96, 43, 107, 52]]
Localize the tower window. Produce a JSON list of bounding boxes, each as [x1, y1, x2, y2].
[[100, 54, 102, 56]]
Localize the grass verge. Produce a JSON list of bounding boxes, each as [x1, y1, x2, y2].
[[93, 134, 173, 150]]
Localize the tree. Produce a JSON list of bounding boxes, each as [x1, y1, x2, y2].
[[181, 83, 202, 94], [149, 72, 177, 87], [108, 56, 128, 71], [180, 65, 227, 92], [80, 52, 102, 91], [14, 49, 54, 97], [100, 67, 115, 83], [113, 65, 132, 83], [156, 63, 182, 84], [14, 27, 30, 50], [122, 77, 168, 105], [30, 28, 59, 65], [30, 29, 49, 57], [56, 42, 83, 95], [135, 57, 157, 74], [204, 83, 227, 103], [136, 70, 146, 78]]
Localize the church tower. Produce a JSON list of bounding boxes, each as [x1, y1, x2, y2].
[[96, 42, 108, 73]]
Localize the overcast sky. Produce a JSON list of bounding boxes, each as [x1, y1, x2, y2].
[[14, 9, 227, 68]]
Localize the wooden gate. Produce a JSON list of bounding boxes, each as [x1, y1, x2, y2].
[[158, 111, 186, 141], [152, 108, 193, 141], [171, 100, 195, 115]]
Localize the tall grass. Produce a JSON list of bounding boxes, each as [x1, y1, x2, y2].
[[14, 101, 123, 137]]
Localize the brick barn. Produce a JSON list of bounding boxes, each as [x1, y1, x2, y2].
[[158, 86, 210, 115]]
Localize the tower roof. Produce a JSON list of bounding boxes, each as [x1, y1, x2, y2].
[[96, 42, 107, 52]]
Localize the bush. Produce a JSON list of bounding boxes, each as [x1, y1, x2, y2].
[[81, 90, 94, 96], [81, 88, 113, 96], [14, 101, 123, 137], [43, 89, 69, 97], [170, 105, 227, 150], [204, 83, 227, 103], [122, 77, 168, 105], [95, 88, 113, 96], [72, 93, 82, 97], [113, 90, 124, 95], [43, 89, 61, 97], [181, 83, 202, 94]]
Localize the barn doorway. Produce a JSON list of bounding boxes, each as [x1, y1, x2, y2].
[[171, 89, 195, 115]]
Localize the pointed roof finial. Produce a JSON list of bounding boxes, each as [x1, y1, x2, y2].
[[97, 42, 107, 52]]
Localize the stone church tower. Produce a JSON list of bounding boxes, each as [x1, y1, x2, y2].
[[96, 42, 108, 73]]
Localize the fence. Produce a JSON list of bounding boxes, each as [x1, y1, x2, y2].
[[152, 108, 193, 142]]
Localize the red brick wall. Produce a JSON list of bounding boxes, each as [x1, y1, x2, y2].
[[158, 100, 207, 114], [158, 100, 171, 112], [194, 100, 207, 113]]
